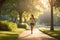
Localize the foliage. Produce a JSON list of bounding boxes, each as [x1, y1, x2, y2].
[[54, 0, 60, 8], [18, 23, 28, 29], [0, 20, 18, 31], [16, 0, 43, 12], [8, 22, 17, 31], [0, 0, 60, 25], [0, 22, 9, 31], [0, 0, 44, 23], [1, 0, 19, 18]]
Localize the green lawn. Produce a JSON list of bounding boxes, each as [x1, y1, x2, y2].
[[39, 28, 60, 40], [0, 28, 25, 40]]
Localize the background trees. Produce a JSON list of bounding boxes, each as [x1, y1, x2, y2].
[[0, 0, 60, 30]]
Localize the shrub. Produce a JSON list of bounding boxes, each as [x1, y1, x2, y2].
[[0, 20, 10, 31], [0, 22, 9, 31], [0, 20, 17, 31], [8, 22, 17, 31], [18, 23, 27, 29]]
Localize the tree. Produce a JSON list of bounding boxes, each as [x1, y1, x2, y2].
[[1, 0, 19, 23], [49, 0, 56, 31], [54, 0, 60, 8], [16, 0, 43, 23], [0, 0, 5, 15], [1, 0, 44, 23]]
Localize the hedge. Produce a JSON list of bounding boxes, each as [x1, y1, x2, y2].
[[0, 20, 17, 31]]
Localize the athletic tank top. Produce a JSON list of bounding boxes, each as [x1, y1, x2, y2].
[[30, 18, 35, 23]]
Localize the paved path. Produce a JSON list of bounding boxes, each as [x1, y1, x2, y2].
[[17, 28, 58, 40]]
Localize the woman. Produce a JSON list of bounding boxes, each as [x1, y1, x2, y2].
[[30, 14, 35, 34]]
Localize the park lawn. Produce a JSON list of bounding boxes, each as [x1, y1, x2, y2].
[[0, 28, 25, 40], [39, 28, 60, 40]]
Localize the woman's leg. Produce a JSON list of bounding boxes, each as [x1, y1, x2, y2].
[[31, 25, 34, 34]]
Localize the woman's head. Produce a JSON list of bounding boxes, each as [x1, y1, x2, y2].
[[31, 14, 34, 18], [31, 14, 34, 17]]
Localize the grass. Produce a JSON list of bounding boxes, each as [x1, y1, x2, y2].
[[39, 27, 60, 40], [0, 28, 25, 40]]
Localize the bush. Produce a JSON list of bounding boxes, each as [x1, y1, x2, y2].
[[8, 22, 17, 31], [0, 22, 9, 31], [0, 20, 10, 31], [18, 23, 27, 29], [0, 20, 17, 31]]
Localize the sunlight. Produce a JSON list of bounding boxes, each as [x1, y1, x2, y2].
[[17, 15, 20, 20], [41, 0, 49, 9], [28, 28, 40, 34], [34, 0, 50, 12], [33, 28, 40, 34], [42, 0, 48, 8], [25, 28, 40, 34], [35, 5, 40, 10]]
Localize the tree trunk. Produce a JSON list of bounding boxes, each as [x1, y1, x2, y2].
[[24, 16, 26, 23], [19, 11, 23, 23], [0, 0, 5, 15], [50, 0, 54, 31]]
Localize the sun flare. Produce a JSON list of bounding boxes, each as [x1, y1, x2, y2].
[[41, 0, 49, 9], [38, 0, 50, 9], [34, 0, 50, 11]]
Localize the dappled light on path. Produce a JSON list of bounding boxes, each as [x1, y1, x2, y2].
[[17, 28, 57, 40], [33, 28, 40, 34]]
